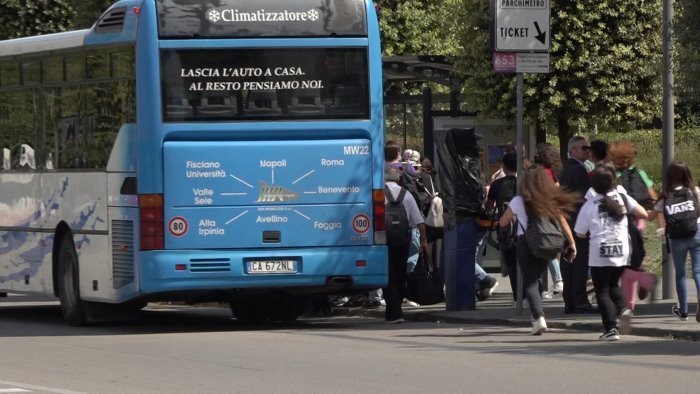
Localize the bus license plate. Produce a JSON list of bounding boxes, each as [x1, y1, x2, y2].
[[246, 260, 296, 274]]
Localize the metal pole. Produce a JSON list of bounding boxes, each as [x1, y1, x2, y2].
[[403, 103, 408, 151], [661, 0, 675, 300], [515, 73, 524, 314]]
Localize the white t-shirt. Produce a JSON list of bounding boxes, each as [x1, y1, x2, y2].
[[653, 186, 700, 239], [574, 190, 641, 267], [585, 185, 627, 200], [508, 196, 528, 236], [385, 182, 424, 228]]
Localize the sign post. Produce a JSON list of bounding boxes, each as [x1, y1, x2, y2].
[[492, 0, 551, 314]]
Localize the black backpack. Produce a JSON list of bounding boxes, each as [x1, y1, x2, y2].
[[620, 168, 653, 209], [496, 176, 517, 218], [385, 186, 410, 246], [520, 215, 566, 260], [399, 170, 431, 217], [663, 187, 699, 239]]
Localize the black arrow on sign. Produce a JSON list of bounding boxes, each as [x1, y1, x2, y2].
[[534, 21, 547, 45]]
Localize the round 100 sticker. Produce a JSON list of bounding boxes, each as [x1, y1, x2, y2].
[[352, 214, 370, 234], [168, 216, 188, 237]]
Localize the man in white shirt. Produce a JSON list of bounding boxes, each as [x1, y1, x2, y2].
[[384, 166, 428, 323]]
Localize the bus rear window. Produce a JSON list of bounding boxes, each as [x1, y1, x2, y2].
[[157, 0, 367, 38], [160, 48, 369, 122]]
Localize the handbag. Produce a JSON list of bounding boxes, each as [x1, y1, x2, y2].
[[407, 253, 444, 305]]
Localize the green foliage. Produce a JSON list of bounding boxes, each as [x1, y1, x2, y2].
[[456, 0, 663, 157], [65, 0, 114, 29], [676, 0, 700, 126], [0, 0, 74, 39]]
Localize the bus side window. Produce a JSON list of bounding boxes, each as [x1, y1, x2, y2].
[[195, 91, 238, 118], [2, 148, 10, 170], [18, 144, 35, 170], [287, 89, 325, 115], [245, 90, 282, 115], [165, 88, 193, 119]]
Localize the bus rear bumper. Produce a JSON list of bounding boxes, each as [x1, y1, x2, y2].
[[138, 246, 388, 295]]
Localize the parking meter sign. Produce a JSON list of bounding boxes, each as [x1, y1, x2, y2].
[[352, 214, 370, 234], [168, 216, 188, 237]]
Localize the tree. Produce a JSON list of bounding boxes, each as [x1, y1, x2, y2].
[[65, 0, 114, 29], [456, 0, 663, 158], [0, 0, 73, 39], [676, 0, 700, 126]]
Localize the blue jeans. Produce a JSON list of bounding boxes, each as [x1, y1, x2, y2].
[[406, 228, 420, 273], [549, 258, 562, 282], [669, 237, 700, 312], [475, 262, 488, 282]]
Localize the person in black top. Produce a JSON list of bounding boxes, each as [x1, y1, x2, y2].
[[559, 135, 596, 314]]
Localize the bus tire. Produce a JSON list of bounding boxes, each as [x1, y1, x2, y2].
[[57, 236, 88, 326], [229, 299, 266, 323], [265, 295, 305, 322]]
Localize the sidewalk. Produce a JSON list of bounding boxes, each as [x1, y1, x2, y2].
[[336, 275, 700, 340]]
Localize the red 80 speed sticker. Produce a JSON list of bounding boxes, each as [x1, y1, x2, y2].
[[352, 214, 371, 234], [168, 216, 188, 237]]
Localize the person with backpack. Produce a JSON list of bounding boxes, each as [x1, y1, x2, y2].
[[534, 142, 565, 296], [498, 164, 579, 335], [486, 151, 518, 299], [383, 166, 428, 324], [609, 141, 658, 222], [648, 161, 700, 323], [575, 165, 648, 340]]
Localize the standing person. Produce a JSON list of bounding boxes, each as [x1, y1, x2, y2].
[[574, 165, 647, 340], [486, 151, 518, 299], [383, 166, 428, 323], [498, 164, 578, 335], [589, 140, 608, 166], [534, 143, 564, 296], [648, 161, 700, 323], [559, 135, 597, 313]]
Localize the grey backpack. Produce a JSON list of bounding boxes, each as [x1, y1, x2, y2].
[[520, 215, 566, 260]]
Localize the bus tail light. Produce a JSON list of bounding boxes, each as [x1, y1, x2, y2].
[[372, 189, 386, 244], [139, 194, 164, 250]]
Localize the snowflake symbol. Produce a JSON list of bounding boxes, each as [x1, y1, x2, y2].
[[207, 10, 221, 23], [307, 9, 319, 21]]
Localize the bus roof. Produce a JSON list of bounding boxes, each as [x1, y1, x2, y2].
[[0, 30, 88, 59]]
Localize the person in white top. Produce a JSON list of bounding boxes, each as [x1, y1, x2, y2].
[[498, 164, 578, 336], [574, 164, 647, 340], [648, 161, 700, 323], [383, 166, 428, 324]]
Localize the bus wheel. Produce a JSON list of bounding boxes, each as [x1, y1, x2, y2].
[[57, 236, 88, 326], [265, 295, 305, 322], [229, 299, 266, 323]]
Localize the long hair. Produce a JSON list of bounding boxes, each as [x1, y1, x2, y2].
[[520, 164, 580, 220], [590, 165, 624, 221], [534, 142, 562, 180], [661, 161, 695, 200], [608, 141, 636, 171]]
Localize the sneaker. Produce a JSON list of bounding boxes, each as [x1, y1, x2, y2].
[[531, 316, 547, 335], [541, 291, 553, 300], [599, 328, 620, 341], [672, 305, 689, 321], [362, 299, 382, 309], [386, 318, 405, 324], [476, 277, 499, 301], [552, 280, 564, 294], [619, 308, 633, 335], [403, 298, 420, 307], [331, 296, 350, 307]]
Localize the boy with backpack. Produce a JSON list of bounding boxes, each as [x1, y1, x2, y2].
[[384, 166, 428, 324]]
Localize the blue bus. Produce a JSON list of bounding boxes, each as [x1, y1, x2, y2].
[[0, 0, 387, 325]]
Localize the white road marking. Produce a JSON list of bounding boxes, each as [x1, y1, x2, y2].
[[0, 379, 86, 394]]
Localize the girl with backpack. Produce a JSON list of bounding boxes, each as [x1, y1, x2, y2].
[[649, 161, 700, 323], [498, 164, 579, 335], [574, 165, 648, 341]]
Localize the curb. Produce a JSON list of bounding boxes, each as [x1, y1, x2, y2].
[[332, 307, 700, 341]]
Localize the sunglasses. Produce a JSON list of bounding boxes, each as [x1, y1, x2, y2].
[[580, 146, 591, 151]]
